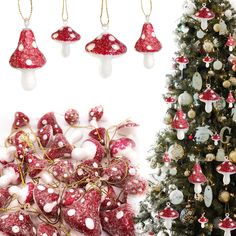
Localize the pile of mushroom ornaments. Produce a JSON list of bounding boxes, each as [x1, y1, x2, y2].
[[0, 106, 147, 236]]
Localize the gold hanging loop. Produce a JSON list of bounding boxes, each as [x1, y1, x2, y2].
[[141, 0, 152, 22], [18, 0, 33, 28], [62, 0, 69, 25], [100, 0, 110, 30]]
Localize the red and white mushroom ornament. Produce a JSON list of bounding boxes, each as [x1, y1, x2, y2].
[[159, 202, 179, 230], [195, 4, 215, 30], [198, 213, 208, 228], [226, 91, 235, 108], [226, 34, 235, 52], [135, 23, 162, 68], [9, 28, 46, 90], [0, 163, 21, 188], [72, 138, 105, 162], [216, 158, 236, 185], [52, 26, 81, 57], [202, 54, 214, 68], [172, 108, 189, 140], [89, 105, 104, 128], [163, 151, 171, 167], [211, 133, 221, 145], [199, 84, 221, 113], [85, 33, 127, 78], [165, 95, 176, 106], [175, 55, 189, 79], [198, 213, 209, 228], [218, 214, 236, 236], [188, 161, 207, 194]]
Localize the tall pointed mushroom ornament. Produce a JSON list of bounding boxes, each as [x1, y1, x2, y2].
[[85, 0, 127, 78], [218, 214, 236, 236], [226, 91, 235, 108], [51, 0, 81, 57], [159, 202, 179, 230], [195, 4, 215, 30], [216, 158, 236, 185], [188, 161, 207, 194], [9, 0, 46, 90], [135, 0, 161, 68], [226, 34, 235, 52], [172, 108, 189, 140], [199, 84, 221, 113]]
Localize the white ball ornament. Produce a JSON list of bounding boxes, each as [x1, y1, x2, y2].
[[213, 60, 223, 70], [183, 1, 196, 15], [225, 9, 232, 19], [197, 30, 205, 39], [178, 91, 193, 106], [169, 189, 184, 205], [170, 167, 177, 176]]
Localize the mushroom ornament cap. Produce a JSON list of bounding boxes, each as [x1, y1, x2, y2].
[[199, 85, 221, 113], [175, 55, 189, 65], [86, 33, 127, 56], [195, 6, 215, 20], [135, 23, 162, 53], [9, 29, 46, 70], [188, 163, 207, 184], [172, 109, 189, 130], [52, 26, 81, 42], [218, 214, 236, 234], [159, 203, 179, 220], [226, 34, 235, 47]]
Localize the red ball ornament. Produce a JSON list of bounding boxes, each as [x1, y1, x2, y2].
[[188, 135, 194, 140]]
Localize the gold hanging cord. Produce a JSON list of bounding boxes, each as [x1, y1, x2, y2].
[[18, 0, 33, 27], [62, 0, 69, 24], [100, 0, 110, 29], [141, 0, 152, 22]]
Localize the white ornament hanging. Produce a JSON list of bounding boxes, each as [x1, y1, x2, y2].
[[183, 0, 196, 15], [219, 19, 228, 35], [178, 91, 193, 106], [192, 72, 202, 91], [213, 60, 223, 70], [216, 148, 226, 162], [225, 9, 232, 19], [169, 189, 184, 205], [195, 126, 213, 143], [197, 30, 205, 39], [204, 185, 213, 207], [231, 105, 236, 122]]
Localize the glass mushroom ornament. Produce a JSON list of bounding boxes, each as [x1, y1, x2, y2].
[[135, 23, 162, 69], [85, 35, 127, 78], [195, 4, 215, 30], [51, 0, 81, 57], [85, 0, 127, 78], [199, 84, 221, 113], [188, 161, 207, 194], [226, 91, 235, 108], [218, 214, 236, 236], [9, 28, 46, 91], [175, 55, 189, 78], [216, 159, 236, 185], [198, 213, 208, 228], [226, 34, 235, 52], [159, 203, 179, 230], [172, 108, 189, 140], [52, 26, 81, 57]]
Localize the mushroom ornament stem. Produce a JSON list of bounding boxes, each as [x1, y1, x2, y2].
[[143, 53, 155, 69], [100, 56, 112, 78], [62, 43, 70, 57], [21, 70, 36, 91]]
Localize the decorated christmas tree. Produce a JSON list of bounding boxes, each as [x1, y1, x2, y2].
[[136, 0, 236, 235]]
